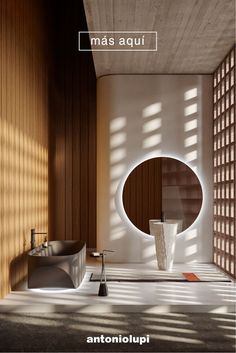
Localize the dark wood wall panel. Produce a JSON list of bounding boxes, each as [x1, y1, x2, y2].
[[213, 45, 236, 278], [0, 0, 49, 299], [123, 158, 162, 234], [48, 0, 97, 248]]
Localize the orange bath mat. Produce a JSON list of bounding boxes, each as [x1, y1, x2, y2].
[[183, 272, 200, 281]]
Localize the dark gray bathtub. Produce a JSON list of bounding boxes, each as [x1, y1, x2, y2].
[[28, 240, 86, 289]]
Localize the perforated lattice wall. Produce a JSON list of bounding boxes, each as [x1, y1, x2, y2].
[[213, 46, 236, 278]]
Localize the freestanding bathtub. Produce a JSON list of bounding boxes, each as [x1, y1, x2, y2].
[[28, 240, 86, 289]]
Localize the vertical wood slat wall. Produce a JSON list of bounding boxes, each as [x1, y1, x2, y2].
[[213, 46, 236, 278], [0, 0, 49, 299], [48, 0, 97, 248], [123, 158, 162, 234]]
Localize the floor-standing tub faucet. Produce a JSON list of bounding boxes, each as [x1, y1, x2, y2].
[[31, 228, 47, 250], [90, 249, 115, 296]]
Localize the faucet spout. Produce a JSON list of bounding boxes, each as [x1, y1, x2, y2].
[[31, 228, 47, 250]]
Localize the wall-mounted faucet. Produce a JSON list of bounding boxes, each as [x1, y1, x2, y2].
[[31, 229, 47, 250], [161, 211, 166, 223]]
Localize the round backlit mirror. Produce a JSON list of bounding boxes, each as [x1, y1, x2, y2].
[[122, 157, 203, 235]]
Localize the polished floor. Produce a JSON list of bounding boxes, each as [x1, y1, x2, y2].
[[0, 312, 235, 352], [0, 261, 235, 313]]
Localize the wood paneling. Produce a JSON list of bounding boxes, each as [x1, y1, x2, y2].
[[213, 46, 236, 278], [0, 0, 96, 299], [48, 0, 97, 248], [123, 158, 162, 234], [84, 0, 235, 77], [0, 0, 49, 298]]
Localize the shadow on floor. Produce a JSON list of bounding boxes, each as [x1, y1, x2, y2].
[[0, 312, 235, 352]]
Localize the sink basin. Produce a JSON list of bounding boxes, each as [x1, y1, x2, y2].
[[165, 219, 183, 233], [149, 219, 183, 233]]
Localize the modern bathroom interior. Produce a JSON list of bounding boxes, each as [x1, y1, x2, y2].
[[0, 0, 235, 352]]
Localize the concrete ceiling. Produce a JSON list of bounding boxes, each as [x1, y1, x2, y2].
[[83, 0, 235, 77]]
